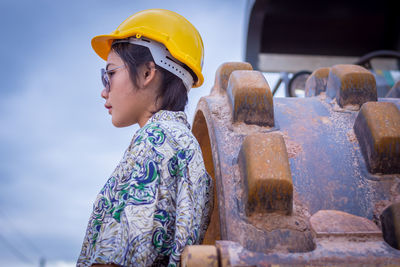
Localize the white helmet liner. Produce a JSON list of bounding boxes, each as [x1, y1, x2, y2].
[[113, 37, 194, 91]]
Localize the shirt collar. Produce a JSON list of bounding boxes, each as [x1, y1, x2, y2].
[[147, 110, 191, 130]]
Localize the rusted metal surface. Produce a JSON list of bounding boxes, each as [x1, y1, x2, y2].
[[354, 102, 400, 174], [211, 62, 252, 95], [310, 210, 381, 237], [215, 239, 400, 267], [239, 133, 293, 214], [305, 67, 330, 97], [192, 109, 221, 244], [227, 70, 274, 126], [194, 93, 315, 254], [380, 202, 400, 250], [326, 64, 377, 108], [181, 245, 219, 267], [191, 62, 400, 266]]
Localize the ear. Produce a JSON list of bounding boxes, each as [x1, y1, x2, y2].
[[142, 61, 157, 88]]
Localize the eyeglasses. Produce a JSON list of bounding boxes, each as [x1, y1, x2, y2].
[[101, 65, 125, 93]]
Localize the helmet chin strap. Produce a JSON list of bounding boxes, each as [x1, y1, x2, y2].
[[113, 36, 194, 91]]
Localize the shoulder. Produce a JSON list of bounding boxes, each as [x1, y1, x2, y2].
[[132, 121, 169, 148], [157, 119, 201, 153], [135, 119, 198, 149]]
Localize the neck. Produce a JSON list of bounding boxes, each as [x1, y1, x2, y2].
[[138, 103, 161, 128]]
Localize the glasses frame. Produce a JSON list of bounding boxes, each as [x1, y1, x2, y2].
[[101, 65, 125, 93]]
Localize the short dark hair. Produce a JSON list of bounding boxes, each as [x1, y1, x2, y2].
[[111, 42, 196, 112]]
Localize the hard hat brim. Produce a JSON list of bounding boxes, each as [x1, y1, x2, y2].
[[91, 34, 120, 61]]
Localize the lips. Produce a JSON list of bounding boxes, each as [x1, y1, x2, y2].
[[105, 104, 112, 114]]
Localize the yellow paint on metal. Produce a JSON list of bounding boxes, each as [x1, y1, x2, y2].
[[239, 133, 293, 214], [227, 70, 274, 126], [361, 102, 400, 155], [354, 102, 400, 173], [327, 64, 377, 107], [192, 110, 221, 244], [212, 62, 253, 95]]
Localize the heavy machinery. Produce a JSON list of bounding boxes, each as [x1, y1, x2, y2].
[[244, 0, 400, 98], [181, 0, 400, 266]]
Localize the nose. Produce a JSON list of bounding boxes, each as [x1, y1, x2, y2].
[[101, 88, 108, 99]]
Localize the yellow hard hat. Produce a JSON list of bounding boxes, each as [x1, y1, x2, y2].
[[91, 9, 204, 88]]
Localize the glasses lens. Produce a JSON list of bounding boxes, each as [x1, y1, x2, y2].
[[101, 68, 110, 92]]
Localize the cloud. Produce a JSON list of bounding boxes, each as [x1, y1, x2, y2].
[[0, 0, 246, 264], [0, 259, 76, 267]]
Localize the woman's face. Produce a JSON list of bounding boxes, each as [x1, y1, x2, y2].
[[101, 51, 157, 127]]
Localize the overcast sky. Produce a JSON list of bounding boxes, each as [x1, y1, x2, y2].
[[0, 0, 248, 266]]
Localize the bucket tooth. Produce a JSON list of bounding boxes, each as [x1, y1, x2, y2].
[[181, 245, 219, 267], [305, 67, 330, 97], [227, 70, 274, 126], [380, 202, 400, 250], [326, 64, 377, 108], [354, 102, 400, 174], [212, 62, 253, 95], [238, 133, 293, 215]]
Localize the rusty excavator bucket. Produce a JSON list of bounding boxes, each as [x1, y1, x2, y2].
[[182, 62, 400, 266]]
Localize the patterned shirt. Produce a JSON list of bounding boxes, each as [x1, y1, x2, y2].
[[78, 110, 213, 267]]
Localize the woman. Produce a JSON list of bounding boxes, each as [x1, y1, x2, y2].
[[77, 9, 212, 267]]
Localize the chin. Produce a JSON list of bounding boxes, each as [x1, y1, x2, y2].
[[112, 118, 135, 128]]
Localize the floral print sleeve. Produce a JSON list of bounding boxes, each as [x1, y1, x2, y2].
[[77, 111, 212, 267]]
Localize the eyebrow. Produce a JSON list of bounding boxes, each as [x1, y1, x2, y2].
[[106, 63, 116, 71]]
